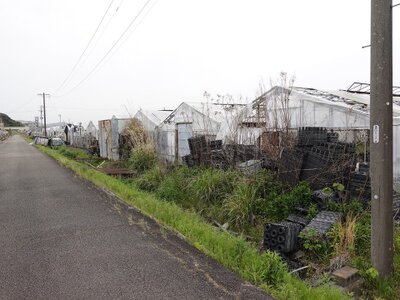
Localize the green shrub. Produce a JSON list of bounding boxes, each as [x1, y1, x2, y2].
[[265, 181, 312, 221], [324, 198, 365, 216], [299, 228, 331, 261], [191, 168, 238, 204], [136, 166, 164, 192], [223, 181, 265, 231], [128, 147, 157, 173], [354, 215, 371, 257], [58, 146, 77, 159], [156, 166, 197, 203], [56, 145, 91, 160], [364, 267, 379, 288], [307, 203, 318, 220], [249, 250, 288, 287], [342, 199, 364, 216], [324, 201, 342, 212]]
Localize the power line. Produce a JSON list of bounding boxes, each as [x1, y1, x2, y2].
[[55, 0, 152, 98], [53, 0, 115, 95], [76, 0, 124, 77], [90, 0, 159, 82], [104, 0, 158, 64]]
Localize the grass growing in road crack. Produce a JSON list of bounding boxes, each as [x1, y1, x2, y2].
[[37, 145, 348, 299]]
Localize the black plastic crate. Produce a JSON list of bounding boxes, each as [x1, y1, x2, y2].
[[301, 211, 343, 236], [278, 148, 305, 185], [210, 140, 222, 150], [264, 221, 302, 253], [286, 214, 310, 227]]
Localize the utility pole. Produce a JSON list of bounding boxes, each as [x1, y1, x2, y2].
[[39, 106, 43, 127], [370, 0, 393, 276], [37, 93, 50, 137]]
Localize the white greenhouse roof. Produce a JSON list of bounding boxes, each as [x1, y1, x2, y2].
[[184, 102, 245, 123], [136, 109, 172, 125], [292, 86, 400, 116], [163, 102, 246, 124]]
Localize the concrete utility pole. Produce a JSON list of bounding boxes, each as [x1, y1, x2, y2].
[[39, 106, 43, 127], [37, 93, 50, 137], [370, 0, 393, 276]]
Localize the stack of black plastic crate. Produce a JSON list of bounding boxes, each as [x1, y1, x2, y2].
[[348, 162, 371, 206], [209, 140, 226, 169], [278, 148, 305, 186], [297, 127, 356, 189], [299, 147, 334, 189], [182, 154, 195, 167], [297, 127, 328, 146], [300, 211, 343, 236], [264, 214, 309, 254], [187, 136, 209, 166], [236, 144, 256, 162]]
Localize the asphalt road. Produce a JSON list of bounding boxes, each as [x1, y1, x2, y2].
[[0, 135, 271, 300]]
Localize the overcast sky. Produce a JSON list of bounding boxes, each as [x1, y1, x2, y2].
[[0, 0, 399, 125]]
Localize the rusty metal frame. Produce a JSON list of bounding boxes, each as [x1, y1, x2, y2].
[[346, 81, 400, 97]]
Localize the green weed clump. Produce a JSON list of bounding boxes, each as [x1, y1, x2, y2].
[[191, 168, 238, 204], [128, 146, 157, 173], [223, 181, 265, 231], [156, 166, 197, 203], [299, 228, 332, 262], [136, 165, 165, 192], [57, 146, 77, 159], [265, 181, 312, 221], [56, 145, 91, 160]]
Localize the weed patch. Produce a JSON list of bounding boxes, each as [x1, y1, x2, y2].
[[265, 181, 312, 221], [191, 168, 238, 204], [136, 165, 165, 192], [223, 181, 265, 231], [128, 146, 157, 173], [156, 166, 197, 203]]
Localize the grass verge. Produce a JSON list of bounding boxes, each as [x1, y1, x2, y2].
[[37, 145, 348, 299]]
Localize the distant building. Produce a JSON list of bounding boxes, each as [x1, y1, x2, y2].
[[225, 82, 400, 185], [156, 102, 243, 162], [98, 116, 131, 160], [133, 109, 172, 138], [86, 121, 98, 139]]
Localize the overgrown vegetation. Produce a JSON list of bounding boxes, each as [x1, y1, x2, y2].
[[128, 146, 157, 173], [57, 145, 90, 160], [265, 181, 312, 221], [191, 168, 237, 204], [39, 144, 349, 299], [135, 165, 164, 192], [40, 139, 400, 299]]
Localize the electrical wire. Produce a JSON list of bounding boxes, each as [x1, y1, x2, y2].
[[87, 0, 158, 84], [55, 0, 152, 98], [76, 0, 124, 76], [101, 0, 158, 67], [53, 0, 115, 95]]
